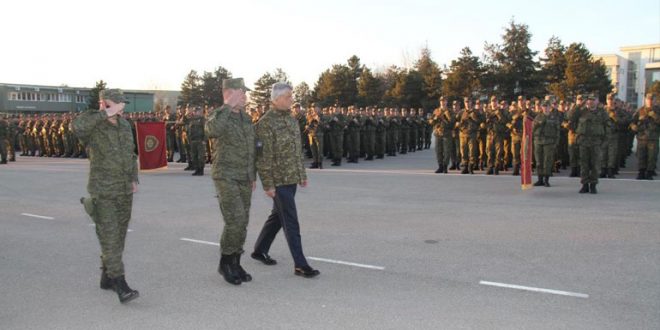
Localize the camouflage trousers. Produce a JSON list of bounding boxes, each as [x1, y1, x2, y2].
[[637, 139, 658, 172], [330, 132, 344, 161], [190, 140, 206, 171], [375, 131, 386, 156], [534, 143, 556, 177], [459, 133, 478, 168], [91, 194, 133, 278], [0, 137, 7, 161], [308, 133, 324, 165], [511, 134, 521, 167], [434, 135, 452, 166], [214, 179, 252, 255], [601, 135, 619, 169], [486, 134, 505, 168], [579, 142, 602, 185]]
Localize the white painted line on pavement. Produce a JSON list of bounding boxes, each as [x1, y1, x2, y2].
[[308, 257, 385, 271], [179, 238, 385, 270], [479, 280, 589, 299], [180, 238, 219, 246], [21, 213, 55, 220], [88, 224, 133, 232]]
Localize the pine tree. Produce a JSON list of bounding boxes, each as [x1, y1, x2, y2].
[[486, 19, 541, 99], [88, 80, 107, 110], [179, 70, 203, 106], [252, 72, 277, 108], [442, 47, 483, 101], [414, 47, 443, 109], [357, 67, 382, 107], [541, 36, 568, 99], [293, 82, 312, 106]]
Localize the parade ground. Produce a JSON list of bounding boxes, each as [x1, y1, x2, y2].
[[1, 149, 659, 330]]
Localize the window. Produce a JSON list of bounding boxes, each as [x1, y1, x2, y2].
[[8, 92, 17, 100]]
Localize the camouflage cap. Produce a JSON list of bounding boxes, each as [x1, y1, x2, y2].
[[645, 92, 655, 99], [586, 94, 597, 100], [222, 78, 251, 91], [100, 89, 130, 104], [541, 101, 550, 107]]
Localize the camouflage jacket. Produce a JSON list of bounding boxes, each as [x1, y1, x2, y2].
[[256, 108, 307, 190], [72, 110, 138, 197], [186, 116, 206, 142], [630, 106, 660, 140], [0, 118, 8, 138], [533, 111, 561, 145], [570, 106, 608, 146], [429, 109, 455, 137], [205, 105, 256, 182]]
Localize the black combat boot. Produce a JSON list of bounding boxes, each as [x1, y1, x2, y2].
[[512, 165, 520, 176], [651, 170, 658, 176], [318, 161, 323, 169], [218, 254, 241, 285], [533, 176, 544, 186], [184, 164, 193, 171], [599, 168, 607, 178], [579, 183, 590, 194], [544, 176, 550, 187], [589, 183, 597, 194], [569, 167, 578, 177], [365, 155, 374, 161], [100, 266, 113, 290], [309, 162, 319, 169], [486, 167, 494, 175], [234, 254, 252, 282], [460, 166, 469, 174], [191, 169, 201, 176], [494, 167, 499, 175], [0, 159, 6, 164], [112, 276, 139, 303], [435, 163, 443, 173], [637, 169, 646, 180], [647, 171, 654, 180], [607, 168, 616, 179], [468, 165, 475, 175], [449, 164, 458, 170]]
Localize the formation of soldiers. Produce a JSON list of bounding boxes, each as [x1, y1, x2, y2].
[[165, 103, 434, 175], [428, 92, 659, 184], [3, 92, 658, 185]]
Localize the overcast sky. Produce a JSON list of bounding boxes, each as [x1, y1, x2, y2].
[[2, 0, 658, 91]]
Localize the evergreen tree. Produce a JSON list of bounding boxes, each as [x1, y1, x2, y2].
[[485, 19, 541, 99], [442, 47, 483, 101], [414, 47, 443, 109], [179, 70, 203, 106], [357, 67, 382, 107], [88, 80, 107, 110], [564, 42, 611, 97], [293, 82, 313, 106], [252, 72, 277, 108], [541, 36, 568, 99]]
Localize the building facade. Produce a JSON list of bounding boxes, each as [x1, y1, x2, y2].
[[598, 43, 660, 108], [0, 82, 180, 114]]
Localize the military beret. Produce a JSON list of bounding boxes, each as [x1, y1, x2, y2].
[[101, 89, 130, 104], [222, 78, 251, 91]]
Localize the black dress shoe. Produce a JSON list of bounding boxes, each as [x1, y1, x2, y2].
[[251, 252, 277, 265], [295, 265, 320, 278]]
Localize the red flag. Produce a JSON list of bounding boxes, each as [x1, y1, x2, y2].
[[136, 122, 167, 170], [521, 115, 534, 190]]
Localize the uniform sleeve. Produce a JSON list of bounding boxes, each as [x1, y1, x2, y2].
[[256, 120, 276, 190], [205, 107, 230, 138], [71, 110, 108, 144]]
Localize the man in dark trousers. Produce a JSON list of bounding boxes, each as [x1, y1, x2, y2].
[[251, 82, 320, 278]]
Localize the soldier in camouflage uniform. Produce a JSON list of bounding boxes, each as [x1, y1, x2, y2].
[[329, 106, 346, 166], [363, 107, 376, 160], [375, 109, 387, 159], [569, 95, 608, 194], [187, 106, 206, 176], [306, 104, 326, 169], [205, 78, 256, 285], [601, 93, 622, 178], [485, 96, 508, 175], [458, 97, 482, 174], [252, 82, 319, 278], [430, 97, 454, 173], [532, 101, 561, 187], [386, 108, 399, 157], [73, 89, 139, 303], [346, 106, 361, 163], [630, 93, 660, 180], [0, 115, 8, 164]]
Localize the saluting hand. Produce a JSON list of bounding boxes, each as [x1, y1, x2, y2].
[[132, 181, 138, 193]]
